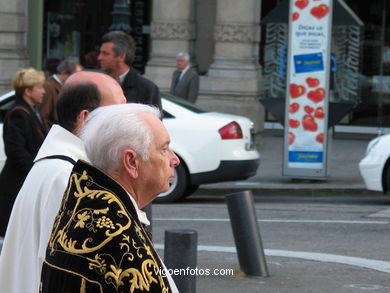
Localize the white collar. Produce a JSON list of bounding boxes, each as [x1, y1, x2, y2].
[[180, 65, 190, 78], [127, 192, 150, 226], [118, 69, 130, 84], [34, 125, 88, 163], [52, 74, 63, 85]]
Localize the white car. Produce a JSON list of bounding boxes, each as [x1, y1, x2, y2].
[[0, 91, 260, 202], [359, 134, 390, 192], [159, 94, 260, 202]]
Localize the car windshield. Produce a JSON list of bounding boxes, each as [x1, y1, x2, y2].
[[161, 93, 207, 113]]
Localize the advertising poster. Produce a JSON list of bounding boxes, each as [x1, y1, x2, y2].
[[283, 0, 333, 178]]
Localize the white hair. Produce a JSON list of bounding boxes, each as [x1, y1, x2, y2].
[[177, 52, 190, 61], [80, 103, 161, 173]]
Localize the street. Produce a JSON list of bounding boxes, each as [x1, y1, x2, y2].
[[152, 193, 390, 293], [0, 131, 380, 293]]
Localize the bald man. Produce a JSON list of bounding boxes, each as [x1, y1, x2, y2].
[[0, 71, 126, 293]]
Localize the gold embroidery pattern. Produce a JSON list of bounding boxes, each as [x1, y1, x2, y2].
[[46, 168, 170, 292], [49, 171, 131, 255], [103, 235, 167, 292]]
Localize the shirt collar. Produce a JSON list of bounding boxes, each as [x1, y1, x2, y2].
[[118, 69, 130, 84], [180, 65, 190, 77], [52, 74, 63, 85], [126, 192, 150, 226]]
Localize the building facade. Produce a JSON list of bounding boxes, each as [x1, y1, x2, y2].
[[0, 0, 389, 132]]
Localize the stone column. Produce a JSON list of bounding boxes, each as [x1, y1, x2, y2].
[[144, 0, 195, 91], [199, 0, 264, 132], [0, 0, 29, 94]]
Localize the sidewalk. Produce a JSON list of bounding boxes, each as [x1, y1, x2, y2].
[[199, 129, 379, 196]]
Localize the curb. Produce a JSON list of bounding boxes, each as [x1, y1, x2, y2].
[[196, 186, 382, 197]]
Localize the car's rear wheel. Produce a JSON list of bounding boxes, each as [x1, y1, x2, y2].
[[183, 184, 199, 198], [154, 163, 188, 203]]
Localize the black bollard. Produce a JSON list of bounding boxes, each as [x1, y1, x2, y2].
[[164, 229, 197, 293], [226, 190, 269, 277], [142, 203, 152, 236]]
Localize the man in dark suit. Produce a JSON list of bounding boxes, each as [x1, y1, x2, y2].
[[98, 31, 162, 111], [170, 52, 199, 103]]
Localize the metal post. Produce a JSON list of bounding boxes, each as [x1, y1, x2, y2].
[[226, 190, 269, 277], [164, 230, 197, 293]]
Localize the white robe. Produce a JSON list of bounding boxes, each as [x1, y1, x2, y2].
[[0, 125, 88, 293], [0, 125, 178, 293]]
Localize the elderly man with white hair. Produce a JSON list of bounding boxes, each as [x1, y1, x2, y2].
[[0, 71, 125, 293], [170, 52, 199, 103], [40, 104, 180, 293]]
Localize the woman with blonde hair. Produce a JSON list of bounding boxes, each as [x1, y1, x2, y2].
[[0, 68, 47, 236]]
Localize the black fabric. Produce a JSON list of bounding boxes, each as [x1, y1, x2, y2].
[[42, 155, 76, 165], [122, 68, 162, 111], [40, 160, 171, 293], [0, 96, 47, 236]]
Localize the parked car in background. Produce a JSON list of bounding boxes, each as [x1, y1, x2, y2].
[[159, 94, 260, 202], [359, 134, 390, 192], [0, 91, 261, 202], [0, 91, 15, 169]]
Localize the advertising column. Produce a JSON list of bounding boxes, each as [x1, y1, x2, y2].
[[283, 0, 333, 178]]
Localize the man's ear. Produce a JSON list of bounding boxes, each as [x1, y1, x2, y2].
[[118, 53, 126, 63], [77, 109, 90, 124], [73, 110, 90, 135], [123, 149, 139, 179]]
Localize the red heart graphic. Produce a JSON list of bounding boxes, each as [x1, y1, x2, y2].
[[306, 77, 320, 88], [289, 119, 300, 129], [289, 103, 300, 114], [307, 88, 325, 103], [304, 105, 314, 114], [292, 12, 300, 21], [295, 0, 308, 10], [316, 132, 324, 143], [290, 83, 306, 98], [289, 132, 296, 145], [314, 106, 325, 119], [302, 115, 318, 132], [311, 4, 329, 20]]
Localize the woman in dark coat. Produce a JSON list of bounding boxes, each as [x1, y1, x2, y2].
[[0, 68, 47, 236]]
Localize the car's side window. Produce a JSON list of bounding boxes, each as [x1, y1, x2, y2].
[[163, 110, 175, 119], [0, 100, 15, 123]]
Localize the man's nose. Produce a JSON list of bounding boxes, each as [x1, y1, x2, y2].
[[170, 151, 180, 167]]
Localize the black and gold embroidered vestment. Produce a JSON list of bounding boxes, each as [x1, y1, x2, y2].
[[40, 160, 171, 293]]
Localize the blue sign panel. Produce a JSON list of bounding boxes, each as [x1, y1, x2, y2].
[[294, 53, 324, 74], [288, 151, 323, 163]]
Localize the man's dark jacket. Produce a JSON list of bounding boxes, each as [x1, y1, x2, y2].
[[122, 69, 162, 111]]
